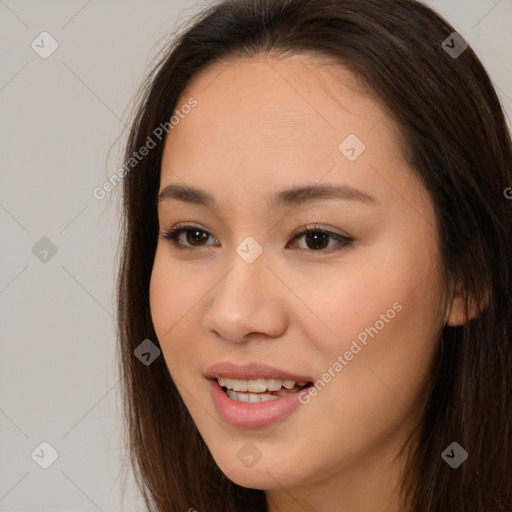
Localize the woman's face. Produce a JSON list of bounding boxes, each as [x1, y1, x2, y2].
[[150, 54, 449, 501]]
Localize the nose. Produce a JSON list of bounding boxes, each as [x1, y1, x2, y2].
[[202, 249, 289, 344]]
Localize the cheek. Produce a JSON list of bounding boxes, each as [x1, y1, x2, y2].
[[305, 241, 444, 423], [300, 257, 411, 359], [150, 247, 208, 327], [315, 256, 443, 428], [149, 249, 203, 370], [320, 232, 443, 351], [149, 251, 177, 337]]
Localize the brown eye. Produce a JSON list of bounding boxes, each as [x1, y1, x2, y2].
[[162, 226, 218, 249], [183, 229, 210, 246], [288, 229, 353, 252]]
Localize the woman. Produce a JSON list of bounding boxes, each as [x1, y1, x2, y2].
[[116, 0, 512, 510]]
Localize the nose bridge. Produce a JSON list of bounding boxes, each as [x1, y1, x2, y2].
[[216, 242, 270, 316], [203, 239, 287, 342], [220, 232, 272, 299]]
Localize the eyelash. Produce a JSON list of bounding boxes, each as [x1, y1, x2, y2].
[[160, 223, 354, 254]]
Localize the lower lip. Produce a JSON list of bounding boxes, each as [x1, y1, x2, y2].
[[208, 378, 309, 429]]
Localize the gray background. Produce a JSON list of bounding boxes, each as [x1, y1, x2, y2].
[[1, 0, 510, 510]]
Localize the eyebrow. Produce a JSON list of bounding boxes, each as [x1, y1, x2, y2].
[[157, 182, 376, 209]]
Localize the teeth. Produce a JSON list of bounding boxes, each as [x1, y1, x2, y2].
[[267, 379, 283, 391], [231, 378, 248, 391], [247, 378, 268, 393], [218, 377, 305, 392], [218, 377, 232, 389], [226, 389, 280, 403]]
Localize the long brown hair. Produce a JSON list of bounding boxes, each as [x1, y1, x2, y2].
[[115, 1, 512, 510]]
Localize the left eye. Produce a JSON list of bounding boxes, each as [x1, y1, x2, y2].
[[289, 229, 353, 252], [161, 225, 354, 253]]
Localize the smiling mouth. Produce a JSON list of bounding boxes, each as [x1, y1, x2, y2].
[[218, 377, 313, 403]]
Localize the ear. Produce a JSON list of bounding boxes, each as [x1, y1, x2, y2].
[[445, 284, 487, 326]]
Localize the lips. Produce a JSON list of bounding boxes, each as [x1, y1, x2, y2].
[[205, 362, 314, 383], [205, 362, 314, 428]]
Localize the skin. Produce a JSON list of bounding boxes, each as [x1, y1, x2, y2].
[[149, 54, 467, 512]]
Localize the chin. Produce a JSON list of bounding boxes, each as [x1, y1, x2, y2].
[[208, 447, 305, 490], [219, 465, 290, 490]]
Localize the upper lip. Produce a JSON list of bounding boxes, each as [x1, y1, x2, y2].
[[205, 362, 314, 382]]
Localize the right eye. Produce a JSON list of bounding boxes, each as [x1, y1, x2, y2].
[[161, 224, 219, 250]]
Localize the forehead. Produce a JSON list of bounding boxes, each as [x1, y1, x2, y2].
[[169, 53, 388, 147], [159, 53, 421, 214]]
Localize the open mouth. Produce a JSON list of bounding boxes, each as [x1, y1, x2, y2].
[[218, 377, 313, 403]]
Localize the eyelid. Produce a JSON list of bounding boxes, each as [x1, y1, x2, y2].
[[289, 222, 351, 239]]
